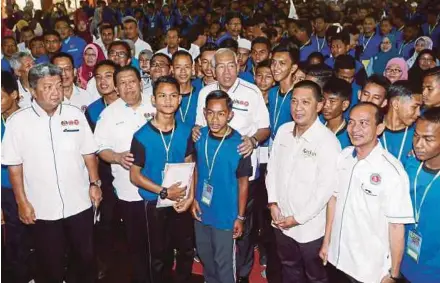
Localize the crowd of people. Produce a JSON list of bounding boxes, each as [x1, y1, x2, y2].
[[1, 0, 440, 283]]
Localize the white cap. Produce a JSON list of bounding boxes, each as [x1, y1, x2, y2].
[[238, 38, 251, 51], [410, 2, 418, 7]]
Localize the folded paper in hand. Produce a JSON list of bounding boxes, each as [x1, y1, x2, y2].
[[157, 162, 195, 208]]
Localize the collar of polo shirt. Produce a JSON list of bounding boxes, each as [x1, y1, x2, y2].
[[293, 118, 321, 142], [350, 141, 385, 164], [31, 99, 62, 117], [217, 77, 240, 93]]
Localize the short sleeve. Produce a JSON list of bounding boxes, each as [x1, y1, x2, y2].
[[94, 111, 114, 152], [131, 136, 146, 168], [84, 108, 96, 132], [382, 170, 415, 224], [1, 119, 23, 165], [236, 156, 252, 178], [185, 135, 195, 157]]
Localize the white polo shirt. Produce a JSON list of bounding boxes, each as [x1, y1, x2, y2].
[[63, 85, 99, 112], [17, 80, 32, 108], [328, 143, 414, 283], [94, 95, 156, 201], [133, 38, 152, 58], [1, 101, 98, 221], [195, 78, 270, 180], [266, 119, 341, 243]]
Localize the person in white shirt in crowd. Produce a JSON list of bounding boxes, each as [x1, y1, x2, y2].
[[156, 28, 186, 59], [322, 102, 414, 283], [266, 80, 340, 283], [144, 53, 173, 97], [193, 48, 270, 283], [1, 62, 102, 283], [9, 51, 35, 108], [122, 16, 152, 58], [51, 52, 96, 112], [94, 65, 155, 283], [94, 23, 119, 59], [139, 49, 154, 92]]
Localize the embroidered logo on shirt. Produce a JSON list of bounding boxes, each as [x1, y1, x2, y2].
[[303, 148, 316, 157], [370, 173, 381, 185], [232, 99, 250, 107], [144, 112, 154, 120], [61, 120, 80, 126]]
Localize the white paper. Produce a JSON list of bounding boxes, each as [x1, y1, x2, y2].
[[156, 162, 195, 208]]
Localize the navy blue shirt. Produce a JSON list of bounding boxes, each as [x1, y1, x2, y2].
[[1, 58, 12, 73], [61, 35, 87, 68], [314, 35, 331, 58], [131, 121, 192, 201], [397, 40, 416, 60], [358, 33, 382, 61], [422, 23, 440, 49], [335, 123, 351, 149], [299, 37, 319, 62], [145, 13, 160, 29], [401, 157, 440, 283], [193, 127, 252, 230], [175, 80, 202, 127], [1, 118, 12, 189], [239, 71, 255, 84], [380, 126, 415, 164], [268, 86, 293, 139]]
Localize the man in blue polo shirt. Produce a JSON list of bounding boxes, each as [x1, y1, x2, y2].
[[190, 90, 252, 283], [216, 12, 242, 46], [397, 22, 418, 60], [55, 17, 87, 68], [292, 20, 318, 62], [401, 107, 440, 283], [130, 76, 194, 283], [359, 15, 382, 64], [1, 71, 29, 283], [422, 10, 440, 49]]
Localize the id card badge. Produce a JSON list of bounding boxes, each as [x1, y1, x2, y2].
[[407, 229, 422, 263], [201, 180, 214, 207], [151, 22, 155, 28]]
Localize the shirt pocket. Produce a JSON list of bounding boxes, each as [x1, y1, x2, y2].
[[360, 182, 382, 197]]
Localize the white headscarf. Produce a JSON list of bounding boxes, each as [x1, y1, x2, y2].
[[407, 36, 433, 69]]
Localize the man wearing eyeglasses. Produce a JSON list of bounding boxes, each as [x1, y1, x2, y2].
[[55, 18, 87, 69]]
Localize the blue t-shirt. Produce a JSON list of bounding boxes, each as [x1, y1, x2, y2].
[[336, 123, 351, 149], [146, 13, 160, 30], [1, 58, 12, 73], [1, 118, 12, 189], [131, 120, 192, 201], [61, 36, 87, 68], [175, 80, 202, 127], [379, 126, 414, 164], [299, 37, 319, 62], [85, 97, 106, 132], [35, 54, 50, 64], [239, 71, 255, 84], [397, 40, 416, 60], [422, 23, 440, 49], [194, 127, 252, 230], [268, 85, 293, 139], [401, 157, 440, 283], [358, 33, 382, 60], [314, 35, 331, 58]]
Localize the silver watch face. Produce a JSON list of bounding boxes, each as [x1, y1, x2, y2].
[[92, 180, 102, 187]]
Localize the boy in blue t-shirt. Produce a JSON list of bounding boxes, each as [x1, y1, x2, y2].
[[190, 90, 252, 283], [401, 107, 440, 283], [322, 77, 352, 149], [130, 76, 195, 283]]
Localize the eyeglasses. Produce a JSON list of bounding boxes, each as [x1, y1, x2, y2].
[[419, 57, 435, 63], [385, 68, 402, 74], [151, 62, 170, 68], [108, 51, 129, 58]]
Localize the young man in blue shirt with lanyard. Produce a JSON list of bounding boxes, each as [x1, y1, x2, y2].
[[359, 15, 382, 64], [397, 22, 418, 60], [422, 10, 440, 49], [1, 71, 30, 283], [172, 50, 202, 127], [401, 107, 440, 283], [292, 20, 319, 63], [268, 45, 299, 139], [380, 81, 423, 164], [190, 90, 252, 283], [130, 76, 195, 283]]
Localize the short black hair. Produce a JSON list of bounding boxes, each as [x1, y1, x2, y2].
[[255, 59, 271, 71], [365, 74, 391, 96], [166, 27, 180, 37], [423, 66, 440, 83], [43, 30, 61, 40], [225, 12, 241, 24], [350, 102, 384, 125], [323, 77, 352, 102], [29, 36, 44, 47], [21, 26, 34, 34], [1, 71, 19, 94], [54, 17, 71, 29], [114, 65, 141, 86], [293, 80, 324, 102], [295, 20, 313, 36], [51, 52, 74, 67], [418, 106, 440, 124], [205, 90, 233, 110], [94, 60, 119, 76], [307, 52, 325, 65], [150, 53, 172, 65], [172, 50, 192, 63], [314, 14, 326, 22], [305, 64, 333, 88], [388, 80, 413, 100], [364, 14, 377, 22], [251, 37, 271, 51], [272, 44, 300, 65], [2, 36, 17, 45], [219, 38, 238, 50], [200, 43, 219, 55], [334, 55, 356, 71], [100, 23, 114, 33], [108, 41, 131, 55], [153, 76, 180, 96], [330, 31, 350, 46]]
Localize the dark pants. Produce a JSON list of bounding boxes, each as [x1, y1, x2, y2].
[[235, 180, 256, 278], [1, 188, 31, 283], [145, 201, 195, 283], [32, 208, 94, 283], [327, 263, 409, 283], [195, 221, 235, 283], [119, 199, 150, 283], [275, 229, 328, 283]]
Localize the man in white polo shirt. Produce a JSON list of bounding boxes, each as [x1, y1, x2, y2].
[[266, 80, 341, 283], [156, 28, 186, 59], [193, 48, 270, 283], [94, 65, 155, 283], [1, 63, 102, 283], [122, 16, 152, 58], [322, 102, 414, 283]]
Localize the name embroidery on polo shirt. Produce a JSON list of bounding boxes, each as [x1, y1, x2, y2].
[[61, 119, 80, 132], [232, 99, 249, 112], [303, 148, 316, 158]]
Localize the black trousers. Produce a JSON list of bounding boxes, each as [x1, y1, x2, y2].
[[119, 199, 150, 283], [326, 263, 410, 283], [32, 208, 94, 283], [1, 188, 31, 283], [275, 229, 328, 283], [144, 201, 194, 283]]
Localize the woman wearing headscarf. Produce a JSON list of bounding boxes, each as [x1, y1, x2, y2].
[[408, 49, 439, 85], [366, 35, 398, 76], [406, 36, 433, 69], [384, 57, 409, 83], [75, 11, 93, 44], [77, 43, 106, 89]]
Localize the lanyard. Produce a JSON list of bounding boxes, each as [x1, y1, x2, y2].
[[413, 162, 440, 229], [205, 128, 229, 180], [428, 23, 438, 35], [273, 86, 293, 129], [315, 35, 326, 52], [156, 120, 175, 162], [179, 87, 193, 122], [300, 39, 311, 50], [362, 32, 375, 50], [1, 115, 6, 125], [382, 127, 408, 161], [325, 120, 346, 135], [399, 40, 413, 55]]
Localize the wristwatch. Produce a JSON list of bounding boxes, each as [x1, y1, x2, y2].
[[251, 136, 259, 149], [237, 215, 246, 221], [159, 187, 168, 200], [90, 179, 102, 187], [389, 270, 401, 281]]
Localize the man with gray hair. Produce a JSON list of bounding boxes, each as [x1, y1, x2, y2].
[[9, 52, 35, 108], [193, 48, 270, 283], [1, 63, 102, 283]]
